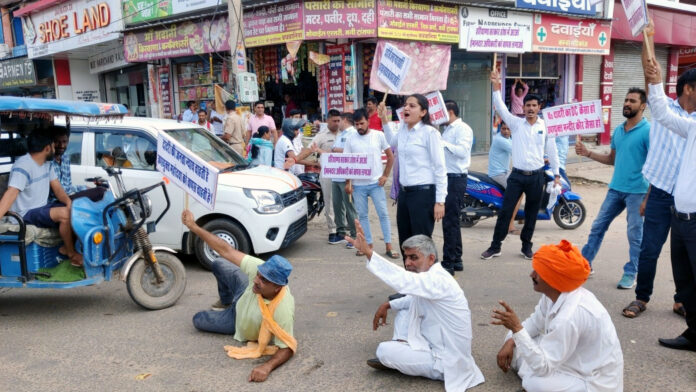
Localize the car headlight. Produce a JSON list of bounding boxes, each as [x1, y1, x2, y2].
[[243, 189, 283, 214]]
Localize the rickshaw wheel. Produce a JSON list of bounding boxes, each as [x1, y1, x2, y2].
[[127, 251, 187, 310]]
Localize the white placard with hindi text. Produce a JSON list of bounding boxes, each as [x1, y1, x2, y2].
[[320, 153, 374, 180], [395, 91, 450, 126], [156, 132, 219, 210], [377, 43, 412, 93], [542, 100, 603, 137], [621, 0, 650, 37]]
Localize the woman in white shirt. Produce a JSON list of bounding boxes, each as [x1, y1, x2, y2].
[[380, 95, 448, 254]]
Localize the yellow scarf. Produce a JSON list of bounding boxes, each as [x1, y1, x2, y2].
[[224, 286, 297, 359]]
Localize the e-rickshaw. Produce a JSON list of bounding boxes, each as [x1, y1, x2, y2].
[[0, 97, 186, 310]]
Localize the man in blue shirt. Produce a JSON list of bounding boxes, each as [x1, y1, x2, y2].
[[488, 122, 522, 234], [50, 128, 87, 201], [575, 88, 650, 289]]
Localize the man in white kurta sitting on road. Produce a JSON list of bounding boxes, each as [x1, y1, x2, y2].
[[347, 221, 484, 391], [492, 240, 624, 391]]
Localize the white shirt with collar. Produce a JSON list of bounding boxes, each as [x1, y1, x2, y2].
[[493, 90, 560, 176], [507, 287, 623, 391], [367, 253, 485, 391], [383, 121, 448, 203], [441, 118, 474, 174], [648, 83, 696, 213]]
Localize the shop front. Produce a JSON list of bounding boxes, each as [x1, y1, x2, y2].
[[15, 0, 124, 102], [0, 57, 55, 97]]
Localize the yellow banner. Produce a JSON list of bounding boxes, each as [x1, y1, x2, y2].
[[244, 31, 305, 48], [377, 28, 458, 44]]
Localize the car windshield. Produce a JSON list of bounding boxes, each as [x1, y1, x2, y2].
[[164, 128, 247, 168]]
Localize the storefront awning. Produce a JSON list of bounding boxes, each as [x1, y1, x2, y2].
[[13, 0, 69, 17], [612, 2, 696, 46]]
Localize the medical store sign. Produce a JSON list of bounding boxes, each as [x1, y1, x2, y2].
[[515, 0, 598, 16], [22, 0, 124, 59]]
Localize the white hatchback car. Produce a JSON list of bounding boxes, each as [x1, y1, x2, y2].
[[64, 117, 308, 269]]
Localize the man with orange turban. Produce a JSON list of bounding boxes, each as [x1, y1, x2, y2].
[[491, 240, 624, 391]]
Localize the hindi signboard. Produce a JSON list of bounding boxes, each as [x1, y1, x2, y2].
[[304, 0, 377, 40], [459, 6, 533, 53], [376, 43, 412, 93], [542, 100, 603, 137], [326, 44, 350, 111], [156, 132, 218, 210], [620, 0, 649, 37], [532, 13, 611, 55], [122, 0, 223, 24], [243, 1, 304, 48], [377, 0, 459, 43], [396, 91, 449, 126], [515, 0, 597, 16], [320, 153, 374, 180]]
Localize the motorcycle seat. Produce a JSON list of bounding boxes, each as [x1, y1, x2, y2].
[[468, 171, 506, 190]]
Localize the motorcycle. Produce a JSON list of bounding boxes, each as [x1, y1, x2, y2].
[[297, 172, 324, 221], [461, 167, 586, 230]]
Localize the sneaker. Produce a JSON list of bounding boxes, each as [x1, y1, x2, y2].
[[452, 262, 463, 271], [345, 242, 354, 249], [617, 274, 636, 289], [590, 268, 595, 276], [211, 299, 231, 311], [481, 248, 502, 260], [520, 248, 533, 260]]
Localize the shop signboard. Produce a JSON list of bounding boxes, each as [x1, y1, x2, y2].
[[123, 16, 230, 62], [122, 0, 223, 24], [157, 132, 218, 210], [459, 6, 533, 53], [515, 0, 598, 16], [243, 1, 304, 48], [377, 0, 459, 43], [22, 0, 124, 59], [370, 40, 450, 95], [396, 91, 449, 126], [376, 43, 412, 93], [620, 0, 649, 37], [304, 0, 377, 40], [679, 47, 696, 65], [532, 13, 611, 55], [89, 45, 130, 74], [159, 65, 173, 118], [237, 72, 259, 103], [0, 58, 36, 89], [542, 100, 603, 137], [320, 153, 374, 180], [326, 44, 348, 111]]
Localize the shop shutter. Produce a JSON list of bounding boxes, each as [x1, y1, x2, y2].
[[582, 54, 602, 102], [611, 42, 667, 132]]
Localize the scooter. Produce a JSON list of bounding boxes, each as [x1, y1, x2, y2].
[[297, 172, 324, 221], [461, 167, 586, 230]]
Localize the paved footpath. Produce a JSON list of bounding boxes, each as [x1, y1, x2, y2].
[[0, 153, 694, 391]]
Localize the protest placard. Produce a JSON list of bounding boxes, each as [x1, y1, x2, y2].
[[319, 153, 374, 180], [369, 40, 450, 95], [376, 43, 412, 93], [156, 132, 219, 210], [542, 100, 603, 138], [459, 6, 533, 53], [621, 0, 649, 37], [395, 91, 450, 126]]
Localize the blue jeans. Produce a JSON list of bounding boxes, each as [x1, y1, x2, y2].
[[636, 186, 681, 303], [353, 182, 391, 245], [581, 189, 645, 277], [192, 258, 248, 334]]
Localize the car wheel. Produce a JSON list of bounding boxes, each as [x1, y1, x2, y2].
[[194, 218, 251, 270]]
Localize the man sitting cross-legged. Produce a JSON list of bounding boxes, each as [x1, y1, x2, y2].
[[0, 128, 82, 266], [348, 220, 484, 391], [182, 210, 296, 383]]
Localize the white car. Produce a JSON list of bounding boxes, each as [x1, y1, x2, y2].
[[64, 117, 308, 269]]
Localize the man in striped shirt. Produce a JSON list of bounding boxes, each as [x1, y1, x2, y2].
[[621, 25, 696, 319]]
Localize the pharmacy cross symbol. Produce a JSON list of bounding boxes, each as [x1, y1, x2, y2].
[[599, 32, 607, 46], [537, 27, 547, 42]]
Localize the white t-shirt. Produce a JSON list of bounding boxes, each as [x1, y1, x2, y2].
[[291, 134, 304, 175], [343, 130, 389, 186], [274, 135, 295, 170]]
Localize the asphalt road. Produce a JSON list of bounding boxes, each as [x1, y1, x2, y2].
[[1, 182, 694, 391]]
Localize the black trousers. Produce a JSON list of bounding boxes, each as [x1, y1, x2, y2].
[[397, 186, 435, 251], [442, 175, 467, 265], [670, 212, 696, 342], [491, 169, 545, 251]]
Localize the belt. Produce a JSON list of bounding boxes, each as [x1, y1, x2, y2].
[[672, 206, 696, 221], [400, 184, 435, 192], [447, 173, 467, 178], [512, 167, 544, 176]]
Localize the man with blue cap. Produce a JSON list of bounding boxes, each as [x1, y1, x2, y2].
[[182, 210, 296, 383]]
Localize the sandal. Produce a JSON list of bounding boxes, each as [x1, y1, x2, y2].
[[622, 300, 646, 318], [673, 304, 687, 317], [385, 250, 400, 259], [355, 250, 365, 257]]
